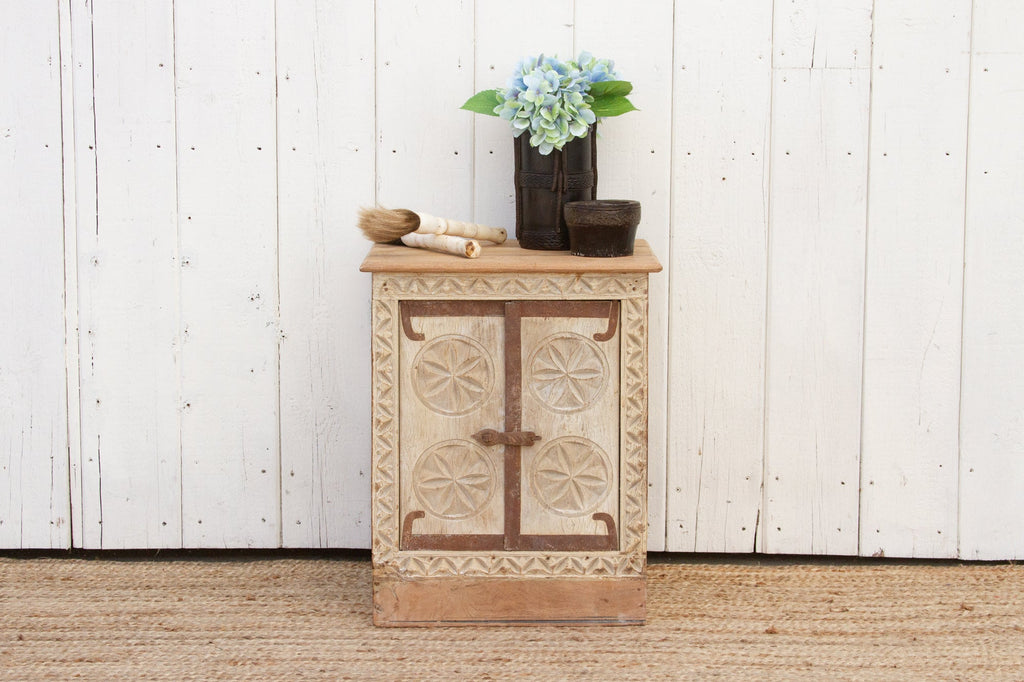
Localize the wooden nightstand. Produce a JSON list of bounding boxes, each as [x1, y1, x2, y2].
[[361, 240, 661, 626]]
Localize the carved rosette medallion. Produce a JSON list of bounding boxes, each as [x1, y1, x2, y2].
[[527, 332, 608, 413], [411, 334, 494, 416], [413, 440, 497, 520], [530, 436, 612, 517]]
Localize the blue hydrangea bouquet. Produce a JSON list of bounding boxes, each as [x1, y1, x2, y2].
[[461, 52, 637, 155]]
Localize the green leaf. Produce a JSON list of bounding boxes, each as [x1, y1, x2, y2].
[[590, 95, 638, 118], [461, 89, 502, 116], [588, 80, 633, 98]]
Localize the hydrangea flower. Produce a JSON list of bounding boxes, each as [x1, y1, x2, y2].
[[463, 52, 636, 155]]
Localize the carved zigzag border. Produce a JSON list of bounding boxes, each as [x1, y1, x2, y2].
[[374, 273, 649, 301]]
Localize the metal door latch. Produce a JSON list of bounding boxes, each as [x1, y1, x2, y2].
[[472, 429, 541, 447]]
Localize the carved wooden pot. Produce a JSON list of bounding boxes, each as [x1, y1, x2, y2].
[[564, 199, 641, 257]]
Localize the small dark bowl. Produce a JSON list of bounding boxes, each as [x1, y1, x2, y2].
[[563, 200, 642, 257]]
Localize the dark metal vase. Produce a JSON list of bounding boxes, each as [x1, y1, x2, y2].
[[513, 127, 597, 250]]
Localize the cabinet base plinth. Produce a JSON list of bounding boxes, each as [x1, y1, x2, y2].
[[372, 571, 646, 627]]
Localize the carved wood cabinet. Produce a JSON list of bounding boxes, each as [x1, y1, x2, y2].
[[361, 240, 661, 626]]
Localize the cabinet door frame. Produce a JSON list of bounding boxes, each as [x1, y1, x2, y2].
[[398, 299, 621, 552]]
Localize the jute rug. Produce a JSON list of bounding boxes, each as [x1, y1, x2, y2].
[[1, 553, 1021, 680]]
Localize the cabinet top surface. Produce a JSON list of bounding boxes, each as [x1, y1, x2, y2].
[[359, 239, 662, 274]]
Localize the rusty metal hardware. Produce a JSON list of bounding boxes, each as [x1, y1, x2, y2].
[[472, 428, 541, 447]]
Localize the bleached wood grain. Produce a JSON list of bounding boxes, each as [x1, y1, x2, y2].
[[73, 1, 181, 549], [398, 316, 506, 537], [277, 0, 375, 548], [666, 1, 772, 553], [763, 67, 868, 556], [519, 315, 620, 537], [0, 1, 70, 548], [959, 0, 1024, 560], [574, 0, 674, 551], [360, 240, 660, 274], [174, 0, 281, 547], [860, 1, 971, 559]]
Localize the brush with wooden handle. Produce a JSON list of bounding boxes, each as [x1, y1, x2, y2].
[[358, 206, 508, 245]]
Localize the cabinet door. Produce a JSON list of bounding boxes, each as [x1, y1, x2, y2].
[[398, 300, 620, 552], [398, 302, 506, 550], [514, 302, 620, 549]]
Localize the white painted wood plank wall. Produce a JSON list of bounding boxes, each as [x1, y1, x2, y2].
[[0, 1, 69, 548], [2, 0, 1023, 558], [860, 1, 971, 560], [960, 0, 1024, 560], [667, 1, 771, 553], [277, 0, 376, 548]]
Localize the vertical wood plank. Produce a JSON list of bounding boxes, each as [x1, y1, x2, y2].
[[762, 0, 872, 556], [277, 0, 376, 548], [74, 2, 181, 549], [61, 0, 98, 548], [763, 68, 869, 555], [573, 0, 674, 552], [376, 0, 475, 218], [773, 0, 873, 69], [58, 0, 82, 549], [959, 0, 1024, 560], [0, 1, 70, 548], [860, 1, 971, 559], [666, 1, 772, 552], [471, 2, 573, 231], [175, 1, 280, 547]]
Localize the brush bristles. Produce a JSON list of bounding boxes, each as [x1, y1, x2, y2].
[[357, 206, 421, 243]]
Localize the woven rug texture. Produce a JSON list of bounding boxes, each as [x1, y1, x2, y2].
[[1, 554, 1022, 680]]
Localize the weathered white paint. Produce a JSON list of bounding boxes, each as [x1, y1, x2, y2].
[[0, 1, 69, 549], [763, 68, 869, 556], [61, 0, 96, 549], [772, 0, 873, 69], [959, 0, 1024, 560], [375, 0, 475, 219], [277, 0, 376, 548], [860, 1, 971, 559], [58, 0, 82, 551], [761, 0, 872, 556], [2, 0, 1024, 558], [73, 1, 181, 550], [667, 1, 772, 553], [174, 0, 281, 548]]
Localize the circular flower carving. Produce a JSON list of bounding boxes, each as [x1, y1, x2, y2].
[[412, 335, 494, 416], [413, 440, 497, 520], [530, 436, 612, 517], [528, 332, 608, 413]]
